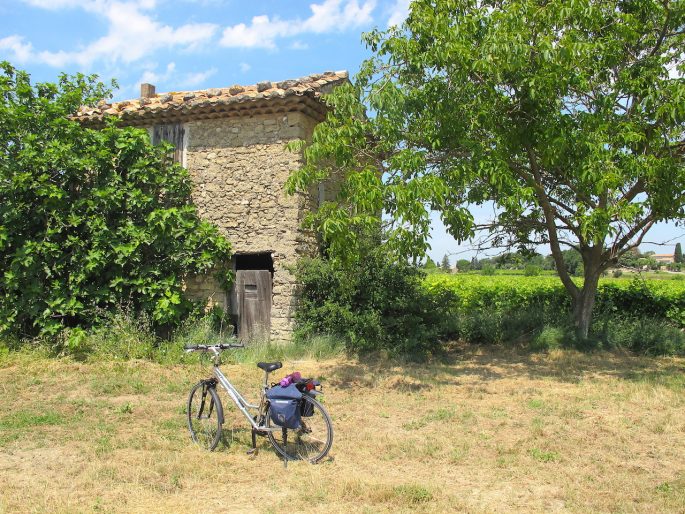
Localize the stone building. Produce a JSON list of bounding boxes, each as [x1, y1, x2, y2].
[[76, 71, 349, 341], [653, 253, 675, 265]]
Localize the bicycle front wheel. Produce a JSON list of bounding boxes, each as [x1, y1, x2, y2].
[[187, 380, 223, 451], [266, 395, 333, 463]]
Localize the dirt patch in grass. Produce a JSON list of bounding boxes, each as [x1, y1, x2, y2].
[[1, 347, 684, 513]]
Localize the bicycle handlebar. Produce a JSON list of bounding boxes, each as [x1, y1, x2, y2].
[[184, 342, 245, 352]]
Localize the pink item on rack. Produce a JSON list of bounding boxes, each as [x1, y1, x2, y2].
[[279, 371, 302, 387]]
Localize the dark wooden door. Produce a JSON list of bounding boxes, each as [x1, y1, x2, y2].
[[236, 270, 272, 341]]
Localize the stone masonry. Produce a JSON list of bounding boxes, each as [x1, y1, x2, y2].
[[184, 113, 319, 340], [76, 71, 348, 341]]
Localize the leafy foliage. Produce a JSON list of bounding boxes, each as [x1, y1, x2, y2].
[[617, 248, 659, 270], [456, 259, 471, 272], [0, 63, 231, 337], [423, 257, 437, 270], [524, 264, 542, 277], [481, 263, 496, 276], [425, 274, 685, 354], [287, 0, 685, 338], [293, 252, 454, 355]]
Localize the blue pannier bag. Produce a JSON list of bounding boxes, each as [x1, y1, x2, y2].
[[266, 384, 302, 429]]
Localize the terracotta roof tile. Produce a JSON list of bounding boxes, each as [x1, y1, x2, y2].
[[75, 70, 349, 126]]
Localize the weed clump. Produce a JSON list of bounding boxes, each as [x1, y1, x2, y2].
[[392, 484, 433, 504]]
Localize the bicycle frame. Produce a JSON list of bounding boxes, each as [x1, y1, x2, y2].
[[204, 346, 279, 433]]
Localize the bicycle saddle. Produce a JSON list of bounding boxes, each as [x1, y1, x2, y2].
[[257, 361, 282, 373]]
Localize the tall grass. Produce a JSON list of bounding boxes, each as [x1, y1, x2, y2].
[[0, 310, 345, 365]]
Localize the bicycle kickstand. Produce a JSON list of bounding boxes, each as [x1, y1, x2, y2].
[[247, 428, 258, 456], [282, 429, 288, 469]]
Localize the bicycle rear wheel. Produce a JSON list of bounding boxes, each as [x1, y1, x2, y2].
[[266, 395, 333, 463], [187, 380, 223, 451]]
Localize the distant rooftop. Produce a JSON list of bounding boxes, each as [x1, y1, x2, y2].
[[74, 70, 349, 126]]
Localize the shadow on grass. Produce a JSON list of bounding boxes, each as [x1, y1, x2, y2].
[[324, 345, 685, 390]]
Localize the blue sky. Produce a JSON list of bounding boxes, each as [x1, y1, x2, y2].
[[0, 0, 399, 98], [1, 0, 683, 264]]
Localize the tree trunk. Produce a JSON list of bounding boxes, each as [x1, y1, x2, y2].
[[573, 263, 601, 340]]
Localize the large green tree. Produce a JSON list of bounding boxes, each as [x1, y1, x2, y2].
[[288, 0, 685, 338], [0, 63, 231, 337]]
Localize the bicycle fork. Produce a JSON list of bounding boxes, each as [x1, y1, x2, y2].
[[198, 378, 219, 421]]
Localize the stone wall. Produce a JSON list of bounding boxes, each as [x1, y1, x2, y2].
[[183, 273, 228, 312], [182, 111, 319, 341]]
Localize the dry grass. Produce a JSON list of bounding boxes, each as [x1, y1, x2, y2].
[[1, 347, 685, 513]]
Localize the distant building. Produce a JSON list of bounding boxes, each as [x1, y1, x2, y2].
[[653, 253, 674, 264]]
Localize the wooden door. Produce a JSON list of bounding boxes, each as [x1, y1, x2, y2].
[[236, 270, 272, 342], [152, 123, 184, 163]]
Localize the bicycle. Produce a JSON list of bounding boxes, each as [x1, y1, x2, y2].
[[184, 342, 333, 463]]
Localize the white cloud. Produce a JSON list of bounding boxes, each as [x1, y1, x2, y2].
[[180, 67, 217, 87], [5, 1, 217, 68], [21, 0, 99, 9], [239, 62, 251, 73], [138, 61, 176, 86], [290, 41, 309, 50], [0, 36, 34, 63], [220, 0, 375, 49], [133, 62, 216, 92], [220, 15, 293, 49], [302, 0, 375, 32], [22, 0, 157, 11], [387, 0, 410, 27]]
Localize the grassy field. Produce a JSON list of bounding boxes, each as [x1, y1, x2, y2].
[[1, 348, 685, 513]]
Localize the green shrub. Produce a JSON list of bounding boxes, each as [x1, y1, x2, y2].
[[612, 269, 623, 278], [0, 64, 231, 339], [524, 264, 541, 277], [294, 253, 452, 355], [599, 316, 685, 355], [530, 326, 568, 352], [481, 263, 496, 276]]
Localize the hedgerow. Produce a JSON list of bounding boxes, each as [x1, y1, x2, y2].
[[425, 274, 685, 325], [295, 261, 685, 355], [425, 274, 685, 353]]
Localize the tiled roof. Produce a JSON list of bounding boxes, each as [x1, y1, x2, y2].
[[74, 70, 349, 126]]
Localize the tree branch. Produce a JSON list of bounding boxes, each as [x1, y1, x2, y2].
[[619, 178, 645, 204], [648, 1, 671, 58], [526, 147, 580, 299], [613, 219, 656, 261], [605, 213, 656, 261]]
